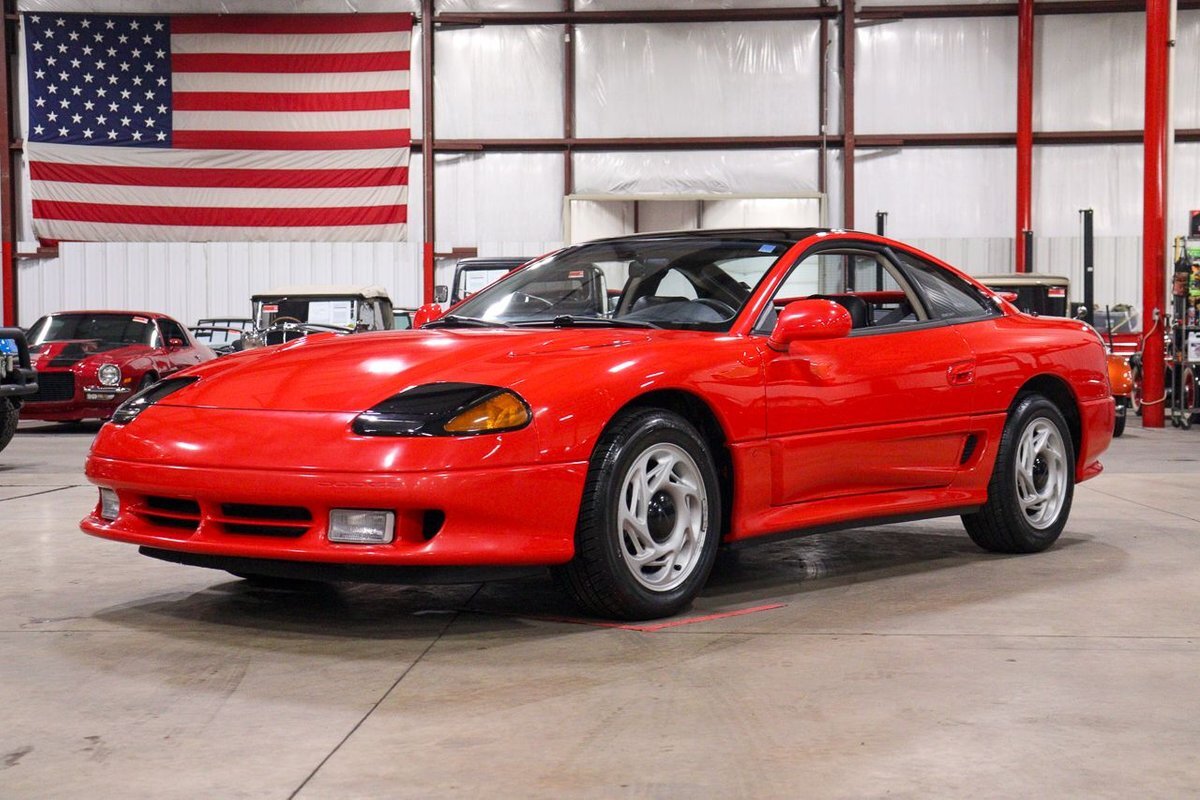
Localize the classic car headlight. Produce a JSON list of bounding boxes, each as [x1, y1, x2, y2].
[[110, 376, 198, 425], [98, 364, 122, 386], [352, 382, 532, 437]]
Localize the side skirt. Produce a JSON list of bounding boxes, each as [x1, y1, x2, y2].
[[722, 506, 981, 550]]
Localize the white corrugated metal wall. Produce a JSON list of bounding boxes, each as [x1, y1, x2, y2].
[[7, 1, 1200, 324]]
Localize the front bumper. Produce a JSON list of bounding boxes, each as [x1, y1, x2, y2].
[[24, 397, 125, 421], [82, 455, 588, 569]]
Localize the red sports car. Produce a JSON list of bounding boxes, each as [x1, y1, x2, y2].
[[25, 310, 215, 422], [81, 230, 1114, 619]]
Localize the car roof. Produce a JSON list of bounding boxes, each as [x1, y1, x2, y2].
[[47, 310, 169, 319], [579, 228, 828, 246], [253, 284, 391, 300]]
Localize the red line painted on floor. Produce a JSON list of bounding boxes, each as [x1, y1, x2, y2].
[[501, 603, 787, 632]]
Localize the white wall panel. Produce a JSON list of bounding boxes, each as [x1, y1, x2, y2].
[[1033, 144, 1143, 237], [575, 22, 821, 137], [1036, 14, 1144, 131], [1173, 143, 1200, 235], [857, 18, 1016, 134], [577, 0, 820, 8], [434, 152, 564, 256], [1177, 12, 1200, 129], [436, 26, 563, 139], [575, 149, 821, 195], [856, 147, 1014, 239]]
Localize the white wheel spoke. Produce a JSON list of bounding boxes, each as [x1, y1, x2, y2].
[[616, 442, 709, 593], [1012, 416, 1070, 531]]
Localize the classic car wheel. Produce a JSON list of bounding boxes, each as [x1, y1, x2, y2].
[[557, 408, 721, 620], [962, 394, 1075, 554], [0, 399, 18, 454]]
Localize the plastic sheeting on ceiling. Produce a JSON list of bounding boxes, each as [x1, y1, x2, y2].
[[574, 150, 822, 196]]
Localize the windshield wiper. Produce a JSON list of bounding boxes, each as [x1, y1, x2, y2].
[[422, 314, 509, 329], [511, 315, 659, 330]]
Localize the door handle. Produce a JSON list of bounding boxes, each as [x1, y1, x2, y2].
[[948, 359, 976, 386]]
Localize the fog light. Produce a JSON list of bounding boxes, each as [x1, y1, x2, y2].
[[99, 488, 119, 521], [328, 509, 395, 544]]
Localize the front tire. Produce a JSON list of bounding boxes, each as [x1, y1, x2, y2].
[[0, 399, 18, 454], [556, 408, 722, 620], [962, 394, 1075, 554]]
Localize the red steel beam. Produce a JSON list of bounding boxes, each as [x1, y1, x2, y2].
[[1015, 0, 1034, 272], [1, 2, 15, 325], [421, 0, 436, 304], [842, 0, 856, 230], [1140, 0, 1170, 428]]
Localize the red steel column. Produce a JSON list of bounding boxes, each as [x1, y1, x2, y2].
[[1141, 0, 1171, 428], [1015, 0, 1034, 273], [841, 0, 855, 229], [1, 6, 16, 325], [421, 0, 436, 303]]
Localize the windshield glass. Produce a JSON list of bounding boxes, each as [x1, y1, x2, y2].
[[28, 313, 155, 349], [1092, 307, 1140, 334], [447, 236, 793, 330], [253, 298, 361, 329]]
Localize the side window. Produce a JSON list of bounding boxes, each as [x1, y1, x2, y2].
[[755, 249, 926, 333], [159, 320, 188, 344], [892, 251, 998, 320]]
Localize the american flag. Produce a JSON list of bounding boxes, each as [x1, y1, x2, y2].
[[24, 12, 411, 243]]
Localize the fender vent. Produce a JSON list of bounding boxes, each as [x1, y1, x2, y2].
[[960, 434, 979, 465]]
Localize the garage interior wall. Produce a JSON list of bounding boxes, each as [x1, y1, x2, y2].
[[7, 0, 1200, 324]]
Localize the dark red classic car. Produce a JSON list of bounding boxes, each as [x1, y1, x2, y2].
[[24, 310, 214, 422], [81, 230, 1113, 619]]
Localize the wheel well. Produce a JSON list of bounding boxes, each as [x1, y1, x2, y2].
[[1014, 375, 1082, 463], [620, 390, 734, 533]]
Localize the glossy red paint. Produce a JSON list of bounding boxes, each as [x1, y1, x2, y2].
[[80, 232, 1113, 580], [768, 299, 852, 349], [25, 310, 215, 422]]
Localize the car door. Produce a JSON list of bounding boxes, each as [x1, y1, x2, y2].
[[158, 318, 204, 370], [760, 245, 981, 506]]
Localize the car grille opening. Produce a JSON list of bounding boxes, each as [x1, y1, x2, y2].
[[421, 510, 446, 541], [140, 496, 202, 532], [218, 503, 312, 538], [29, 372, 75, 402]]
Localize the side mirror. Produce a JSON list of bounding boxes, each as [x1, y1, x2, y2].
[[412, 303, 445, 327], [167, 337, 185, 349], [998, 291, 1019, 304], [768, 299, 852, 351], [434, 285, 449, 304]]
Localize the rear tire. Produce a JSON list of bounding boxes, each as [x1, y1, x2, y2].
[[0, 399, 18, 454], [962, 394, 1075, 554], [555, 408, 722, 620], [1112, 405, 1126, 438]]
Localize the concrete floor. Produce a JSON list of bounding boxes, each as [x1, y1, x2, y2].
[[1, 418, 1198, 799]]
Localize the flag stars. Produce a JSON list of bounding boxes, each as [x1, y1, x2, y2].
[[156, 104, 166, 114], [132, 76, 143, 86], [117, 34, 128, 44], [153, 21, 164, 31], [107, 130, 117, 140], [145, 90, 155, 100], [119, 61, 130, 72], [107, 75, 119, 85], [97, 88, 107, 98], [32, 41, 43, 52], [120, 116, 131, 126], [58, 126, 69, 137], [108, 102, 118, 112], [83, 73, 94, 83], [47, 84, 58, 94], [94, 32, 104, 43], [68, 30, 79, 41], [58, 70, 69, 82], [47, 111, 58, 122], [34, 96, 46, 107], [132, 102, 144, 113], [33, 124, 44, 135], [96, 114, 107, 125], [69, 58, 81, 68], [58, 98, 69, 109], [156, 131, 166, 141], [104, 20, 115, 30], [131, 48, 141, 58], [156, 77, 166, 87], [143, 62, 155, 73], [71, 85, 82, 96], [44, 28, 54, 39], [82, 128, 93, 138], [144, 117, 154, 128], [130, 21, 140, 30], [55, 17, 65, 26], [95, 60, 107, 70], [107, 47, 117, 57], [34, 69, 45, 79], [82, 46, 93, 56], [80, 19, 90, 29], [119, 89, 131, 99], [83, 100, 94, 110], [71, 113, 82, 123], [45, 56, 57, 66], [57, 43, 67, 53], [131, 131, 142, 141], [143, 35, 152, 45], [155, 49, 165, 59]]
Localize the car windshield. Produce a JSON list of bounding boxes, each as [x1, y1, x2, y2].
[[1092, 307, 1140, 334], [27, 313, 155, 349], [445, 236, 794, 331]]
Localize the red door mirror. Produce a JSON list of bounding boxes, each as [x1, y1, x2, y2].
[[768, 299, 852, 351], [412, 303, 445, 327], [167, 337, 186, 349]]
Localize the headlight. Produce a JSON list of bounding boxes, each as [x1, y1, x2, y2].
[[110, 376, 198, 425], [98, 364, 121, 386], [352, 382, 531, 437]]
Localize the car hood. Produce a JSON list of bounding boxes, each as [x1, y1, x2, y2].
[[163, 327, 659, 413], [31, 340, 149, 369]]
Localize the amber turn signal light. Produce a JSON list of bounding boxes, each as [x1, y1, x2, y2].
[[443, 391, 531, 434]]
